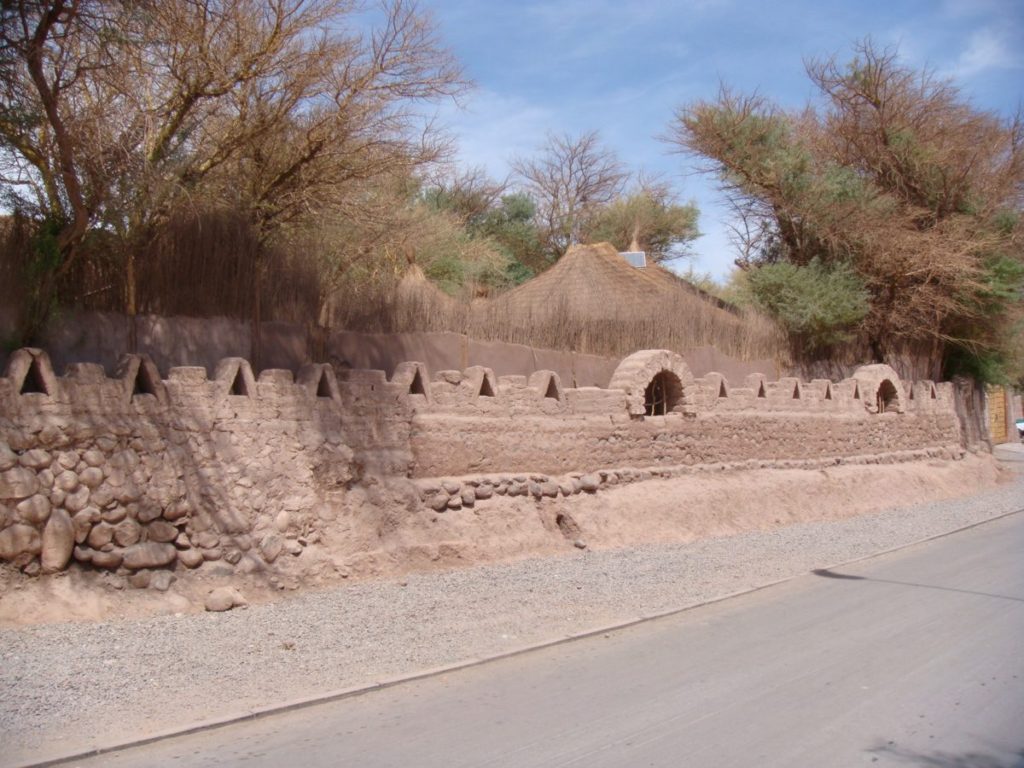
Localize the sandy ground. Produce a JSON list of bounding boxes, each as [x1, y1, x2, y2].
[[0, 453, 1009, 627]]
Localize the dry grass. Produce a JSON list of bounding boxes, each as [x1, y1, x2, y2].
[[328, 244, 788, 362]]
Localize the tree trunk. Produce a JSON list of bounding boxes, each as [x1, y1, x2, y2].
[[251, 262, 263, 372], [125, 250, 138, 353]]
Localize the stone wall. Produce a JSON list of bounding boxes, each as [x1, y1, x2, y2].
[[0, 347, 961, 581]]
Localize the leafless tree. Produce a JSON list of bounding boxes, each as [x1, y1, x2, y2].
[[511, 130, 629, 258]]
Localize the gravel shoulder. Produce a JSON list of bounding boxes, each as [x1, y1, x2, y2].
[[2, 464, 1022, 767]]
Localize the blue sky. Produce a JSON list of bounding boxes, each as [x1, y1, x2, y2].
[[422, 0, 1024, 281]]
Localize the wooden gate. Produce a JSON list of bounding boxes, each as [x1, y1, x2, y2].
[[988, 385, 1008, 444]]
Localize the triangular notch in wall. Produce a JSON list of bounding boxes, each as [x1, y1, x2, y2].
[[908, 385, 914, 400], [409, 368, 427, 396], [19, 359, 49, 395], [930, 383, 937, 399], [853, 383, 861, 400], [316, 370, 333, 398], [478, 376, 495, 397], [757, 381, 766, 398], [792, 382, 801, 399], [133, 365, 157, 397], [824, 383, 833, 400], [230, 369, 251, 397], [718, 380, 728, 398], [544, 377, 560, 400]]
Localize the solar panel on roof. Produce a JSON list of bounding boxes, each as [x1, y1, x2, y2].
[[620, 251, 647, 268]]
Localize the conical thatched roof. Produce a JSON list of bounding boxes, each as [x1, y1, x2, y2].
[[487, 242, 735, 322]]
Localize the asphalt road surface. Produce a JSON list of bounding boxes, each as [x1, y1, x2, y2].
[[59, 511, 1024, 768]]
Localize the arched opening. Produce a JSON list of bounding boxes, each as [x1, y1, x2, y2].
[[644, 370, 683, 416], [876, 379, 898, 413]]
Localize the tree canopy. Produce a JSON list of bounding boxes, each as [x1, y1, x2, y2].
[[1, 0, 466, 342], [669, 40, 1024, 382]]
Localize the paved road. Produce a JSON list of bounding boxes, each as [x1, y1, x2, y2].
[[61, 512, 1024, 768]]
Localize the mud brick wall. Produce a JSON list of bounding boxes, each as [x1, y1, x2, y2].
[[0, 347, 960, 578]]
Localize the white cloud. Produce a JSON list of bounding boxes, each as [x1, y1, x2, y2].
[[951, 27, 1022, 79]]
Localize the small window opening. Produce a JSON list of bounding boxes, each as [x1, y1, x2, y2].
[[930, 384, 937, 400], [757, 381, 767, 398], [133, 366, 157, 397], [908, 384, 914, 401], [19, 360, 49, 395], [230, 369, 250, 396], [853, 383, 861, 400], [409, 369, 426, 396], [478, 376, 495, 397], [718, 380, 728, 398], [876, 379, 898, 413], [316, 371, 333, 399], [792, 382, 801, 399], [544, 377, 560, 400], [824, 383, 833, 401], [644, 370, 682, 416]]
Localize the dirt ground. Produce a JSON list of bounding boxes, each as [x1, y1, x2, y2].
[[0, 453, 1010, 627]]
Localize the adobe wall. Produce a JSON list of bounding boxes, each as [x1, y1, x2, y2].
[[0, 349, 412, 577], [0, 347, 961, 582], [407, 355, 958, 481]]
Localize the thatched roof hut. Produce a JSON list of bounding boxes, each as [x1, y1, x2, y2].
[[470, 242, 780, 360], [485, 242, 733, 322]]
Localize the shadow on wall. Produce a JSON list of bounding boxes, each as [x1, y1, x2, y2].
[[10, 309, 781, 390]]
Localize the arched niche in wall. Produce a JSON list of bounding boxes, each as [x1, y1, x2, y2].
[[851, 363, 906, 414], [644, 370, 685, 415], [608, 349, 695, 417]]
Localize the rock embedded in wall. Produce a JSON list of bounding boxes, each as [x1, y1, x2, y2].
[[40, 509, 74, 573]]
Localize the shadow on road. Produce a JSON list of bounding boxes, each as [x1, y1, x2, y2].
[[811, 569, 1024, 603], [867, 743, 1024, 767]]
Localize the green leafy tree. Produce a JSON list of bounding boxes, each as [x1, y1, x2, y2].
[[472, 193, 546, 280], [582, 177, 700, 262], [747, 258, 870, 355]]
